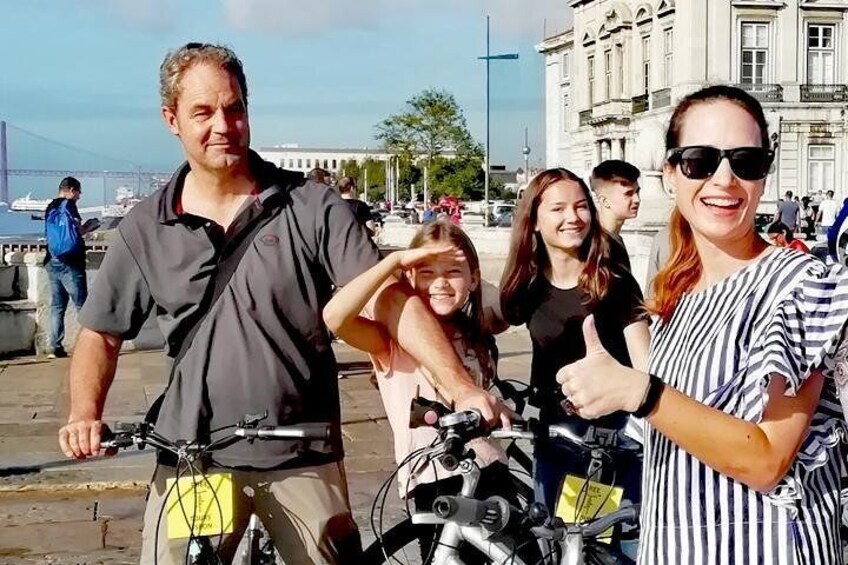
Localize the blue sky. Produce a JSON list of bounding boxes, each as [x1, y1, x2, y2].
[[0, 0, 572, 183]]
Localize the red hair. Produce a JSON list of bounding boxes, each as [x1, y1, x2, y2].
[[648, 208, 701, 322]]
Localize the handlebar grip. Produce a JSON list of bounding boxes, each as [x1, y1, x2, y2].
[[409, 397, 451, 429], [581, 504, 640, 538], [98, 424, 136, 449], [432, 495, 504, 528], [236, 423, 331, 441]]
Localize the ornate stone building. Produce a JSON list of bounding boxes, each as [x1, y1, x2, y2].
[[539, 0, 848, 204]]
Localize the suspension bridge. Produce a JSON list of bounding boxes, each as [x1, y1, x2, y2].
[[0, 121, 172, 208]]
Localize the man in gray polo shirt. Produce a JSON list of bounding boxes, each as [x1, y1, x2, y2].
[[57, 43, 507, 564]]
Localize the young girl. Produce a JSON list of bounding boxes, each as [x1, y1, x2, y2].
[[323, 220, 508, 507], [499, 168, 650, 547]]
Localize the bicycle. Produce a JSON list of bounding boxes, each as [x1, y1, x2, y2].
[[100, 412, 332, 565], [362, 401, 641, 565]]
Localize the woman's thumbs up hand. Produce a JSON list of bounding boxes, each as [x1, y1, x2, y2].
[[555, 315, 650, 419]]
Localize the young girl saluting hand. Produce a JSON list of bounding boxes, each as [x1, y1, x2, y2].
[[323, 220, 510, 508]]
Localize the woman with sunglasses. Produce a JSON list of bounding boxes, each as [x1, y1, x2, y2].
[[556, 85, 848, 564]]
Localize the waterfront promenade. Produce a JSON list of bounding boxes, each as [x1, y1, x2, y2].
[[0, 329, 532, 564]]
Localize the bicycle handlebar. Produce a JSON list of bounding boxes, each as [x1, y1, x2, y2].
[[530, 504, 641, 541], [234, 423, 331, 441], [99, 418, 332, 455]]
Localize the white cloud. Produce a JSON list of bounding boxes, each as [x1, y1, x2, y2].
[[219, 0, 571, 41]]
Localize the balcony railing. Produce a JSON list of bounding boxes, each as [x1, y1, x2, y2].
[[737, 83, 784, 102], [652, 88, 671, 109], [579, 109, 592, 126], [800, 84, 848, 102], [632, 93, 649, 114]]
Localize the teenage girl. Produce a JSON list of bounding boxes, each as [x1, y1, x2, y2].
[[499, 168, 650, 553]]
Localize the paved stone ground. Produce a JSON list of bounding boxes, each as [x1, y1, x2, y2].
[[0, 329, 532, 564]]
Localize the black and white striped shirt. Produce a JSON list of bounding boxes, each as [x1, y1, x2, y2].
[[641, 248, 848, 564]]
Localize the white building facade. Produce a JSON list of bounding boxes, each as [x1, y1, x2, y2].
[[257, 146, 394, 176], [539, 0, 848, 202]]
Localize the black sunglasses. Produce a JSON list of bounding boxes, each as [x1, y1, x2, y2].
[[666, 146, 774, 181]]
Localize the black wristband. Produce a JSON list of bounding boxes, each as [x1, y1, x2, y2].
[[633, 374, 665, 418]]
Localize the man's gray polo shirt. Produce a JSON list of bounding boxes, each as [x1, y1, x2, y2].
[[79, 153, 381, 469]]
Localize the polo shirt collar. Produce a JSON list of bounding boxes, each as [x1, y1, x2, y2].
[[157, 150, 305, 224]]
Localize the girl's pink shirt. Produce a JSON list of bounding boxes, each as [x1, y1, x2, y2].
[[371, 335, 507, 498]]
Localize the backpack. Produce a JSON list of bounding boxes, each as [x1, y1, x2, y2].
[[46, 200, 83, 260]]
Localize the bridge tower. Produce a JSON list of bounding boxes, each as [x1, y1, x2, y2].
[[0, 121, 7, 205]]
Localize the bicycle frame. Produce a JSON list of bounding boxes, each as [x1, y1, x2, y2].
[[409, 458, 550, 565], [395, 418, 638, 565]]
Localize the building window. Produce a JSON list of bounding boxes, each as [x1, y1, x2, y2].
[[604, 49, 612, 100], [663, 29, 673, 87], [562, 89, 570, 132], [808, 24, 836, 84], [642, 36, 650, 93], [808, 144, 835, 193], [298, 159, 303, 168], [588, 55, 596, 104], [615, 44, 624, 98], [562, 51, 571, 79], [332, 159, 337, 169], [741, 22, 769, 84]]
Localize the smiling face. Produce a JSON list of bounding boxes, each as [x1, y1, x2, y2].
[[663, 100, 766, 246], [161, 62, 250, 174], [408, 244, 478, 318], [534, 179, 592, 254]]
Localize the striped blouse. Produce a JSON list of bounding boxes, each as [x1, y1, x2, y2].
[[641, 248, 848, 564]]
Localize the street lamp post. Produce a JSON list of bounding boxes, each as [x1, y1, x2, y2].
[[478, 16, 518, 227]]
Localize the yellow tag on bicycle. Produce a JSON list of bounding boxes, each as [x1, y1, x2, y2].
[[165, 472, 234, 539], [555, 474, 623, 544]]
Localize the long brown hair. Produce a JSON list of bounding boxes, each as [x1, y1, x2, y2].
[[408, 220, 495, 384], [650, 85, 771, 323], [500, 167, 615, 325]]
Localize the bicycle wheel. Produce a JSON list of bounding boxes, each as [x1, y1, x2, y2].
[[583, 540, 636, 565], [362, 518, 439, 565]]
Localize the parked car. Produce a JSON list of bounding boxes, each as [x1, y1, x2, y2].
[[488, 203, 515, 226], [495, 210, 514, 228]]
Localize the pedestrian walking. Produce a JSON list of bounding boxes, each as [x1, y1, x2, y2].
[[44, 176, 91, 358], [774, 190, 800, 233]]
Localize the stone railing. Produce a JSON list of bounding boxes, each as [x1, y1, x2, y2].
[[632, 93, 649, 114], [651, 88, 671, 109], [736, 83, 784, 103], [800, 84, 848, 102]]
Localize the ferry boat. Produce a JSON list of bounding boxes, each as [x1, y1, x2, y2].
[[102, 186, 143, 218], [10, 194, 52, 212]]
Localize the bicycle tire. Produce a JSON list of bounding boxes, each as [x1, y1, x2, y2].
[[362, 518, 437, 564], [583, 540, 636, 565]]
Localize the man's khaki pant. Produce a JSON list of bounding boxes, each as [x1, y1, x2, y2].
[[139, 461, 361, 564]]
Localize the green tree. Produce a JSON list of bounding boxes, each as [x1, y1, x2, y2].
[[362, 158, 387, 201], [340, 159, 361, 181], [376, 89, 482, 202], [429, 155, 485, 200]]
